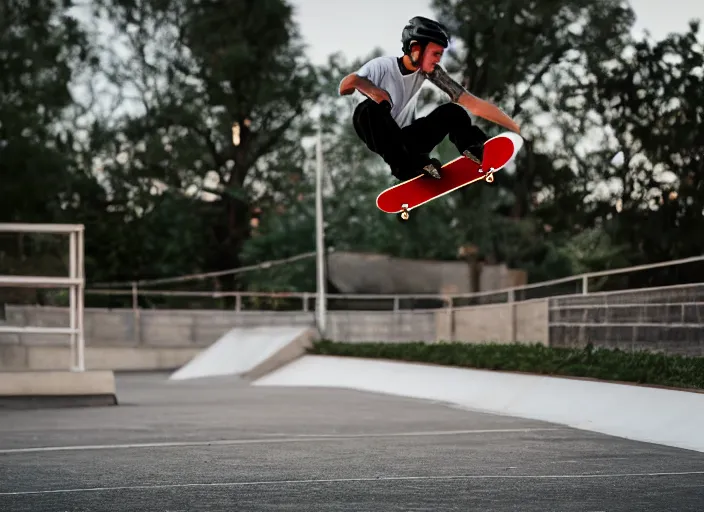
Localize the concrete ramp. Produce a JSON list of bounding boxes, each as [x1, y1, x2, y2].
[[169, 326, 315, 381], [254, 355, 704, 454]]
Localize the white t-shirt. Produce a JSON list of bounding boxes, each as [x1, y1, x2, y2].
[[350, 56, 426, 128]]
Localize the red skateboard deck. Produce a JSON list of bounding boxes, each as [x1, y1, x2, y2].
[[376, 132, 523, 219]]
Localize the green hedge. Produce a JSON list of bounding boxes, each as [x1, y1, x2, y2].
[[308, 340, 704, 391]]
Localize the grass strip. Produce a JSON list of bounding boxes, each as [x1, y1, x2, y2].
[[308, 340, 704, 391]]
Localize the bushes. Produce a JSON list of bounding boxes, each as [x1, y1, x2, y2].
[[309, 340, 704, 391]]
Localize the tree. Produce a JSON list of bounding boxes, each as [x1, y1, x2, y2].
[[430, 0, 635, 224], [0, 0, 93, 223], [0, 0, 96, 303], [85, 0, 321, 289], [558, 20, 704, 283]]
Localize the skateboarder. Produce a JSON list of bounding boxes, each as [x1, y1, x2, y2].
[[339, 16, 521, 181]]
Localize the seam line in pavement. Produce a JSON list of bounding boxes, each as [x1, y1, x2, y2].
[[2, 471, 704, 496], [0, 428, 567, 454]]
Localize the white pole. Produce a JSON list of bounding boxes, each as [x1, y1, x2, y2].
[[69, 231, 78, 371], [76, 227, 85, 371], [315, 123, 326, 335]]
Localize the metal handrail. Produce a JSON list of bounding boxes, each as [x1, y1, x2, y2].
[[83, 254, 704, 308], [0, 223, 85, 233]]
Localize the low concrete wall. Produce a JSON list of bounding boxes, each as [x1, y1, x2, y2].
[[326, 310, 436, 343], [0, 345, 201, 372], [0, 302, 550, 374], [0, 306, 314, 347], [444, 299, 548, 344], [0, 306, 315, 371], [2, 282, 701, 373], [548, 284, 704, 356], [0, 370, 117, 409], [324, 301, 550, 345]]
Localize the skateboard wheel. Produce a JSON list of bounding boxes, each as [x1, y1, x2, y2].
[[486, 167, 495, 183], [400, 203, 410, 220]]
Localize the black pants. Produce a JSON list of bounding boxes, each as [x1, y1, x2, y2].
[[352, 99, 488, 181]]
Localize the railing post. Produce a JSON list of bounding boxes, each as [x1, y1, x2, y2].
[[69, 231, 78, 371], [446, 295, 455, 343], [131, 281, 141, 345], [76, 227, 85, 371], [508, 289, 516, 343], [582, 275, 588, 295]]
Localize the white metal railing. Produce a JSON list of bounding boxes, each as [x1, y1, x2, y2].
[[90, 250, 321, 288], [0, 223, 85, 371], [82, 253, 704, 312]]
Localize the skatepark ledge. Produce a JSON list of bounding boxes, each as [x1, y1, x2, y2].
[[0, 370, 117, 409]]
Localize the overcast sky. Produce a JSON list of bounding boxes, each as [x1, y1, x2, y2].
[[290, 0, 704, 65]]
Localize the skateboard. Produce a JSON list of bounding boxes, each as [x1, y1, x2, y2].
[[376, 132, 524, 220]]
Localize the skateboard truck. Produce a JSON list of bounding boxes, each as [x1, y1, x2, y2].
[[401, 203, 409, 220]]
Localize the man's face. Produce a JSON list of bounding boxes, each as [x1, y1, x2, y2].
[[419, 42, 444, 73]]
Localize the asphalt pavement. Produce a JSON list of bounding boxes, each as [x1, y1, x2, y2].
[[0, 371, 702, 511]]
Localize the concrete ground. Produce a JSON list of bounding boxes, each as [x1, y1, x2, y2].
[[0, 372, 703, 511]]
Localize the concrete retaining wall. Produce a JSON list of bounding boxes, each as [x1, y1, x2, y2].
[[0, 370, 117, 409], [326, 310, 437, 343], [444, 299, 548, 344], [0, 306, 314, 371], [2, 282, 702, 372], [0, 306, 315, 347], [0, 344, 201, 371], [0, 302, 547, 371], [549, 284, 704, 356]]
